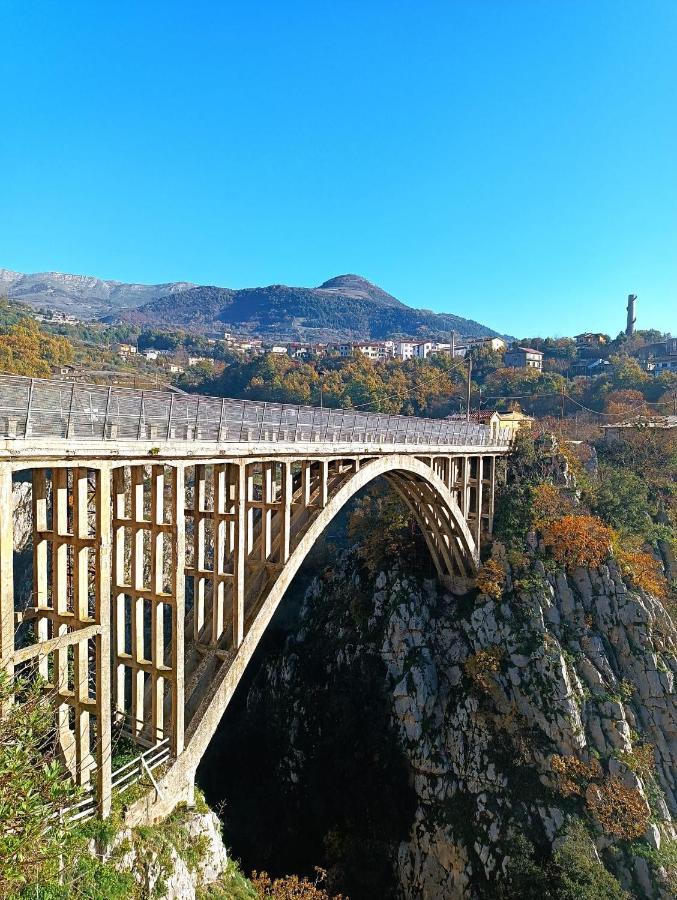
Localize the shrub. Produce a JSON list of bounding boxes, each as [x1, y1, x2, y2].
[[531, 482, 569, 529], [553, 821, 628, 899], [551, 754, 602, 797], [551, 754, 650, 839], [493, 482, 534, 548], [614, 545, 668, 597], [541, 515, 612, 570], [495, 822, 628, 899], [251, 867, 344, 899], [585, 777, 650, 839], [464, 647, 504, 691], [0, 672, 78, 895], [476, 559, 506, 600], [616, 743, 656, 780], [594, 465, 652, 535]]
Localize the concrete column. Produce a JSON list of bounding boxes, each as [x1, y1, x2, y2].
[[112, 467, 126, 715], [95, 465, 113, 818], [130, 466, 145, 737], [280, 461, 292, 563], [488, 456, 496, 535], [72, 468, 91, 785], [461, 456, 469, 518], [52, 467, 71, 760], [212, 464, 226, 646], [475, 457, 483, 548], [319, 459, 328, 508], [302, 460, 312, 507], [0, 465, 14, 684], [32, 469, 49, 680], [171, 465, 185, 757], [262, 462, 273, 560], [193, 465, 206, 641], [233, 462, 246, 649], [150, 466, 166, 739]]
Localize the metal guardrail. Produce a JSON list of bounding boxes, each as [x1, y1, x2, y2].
[[0, 374, 510, 447], [57, 738, 171, 825]]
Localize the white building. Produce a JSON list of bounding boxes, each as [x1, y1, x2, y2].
[[468, 336, 507, 353], [338, 342, 394, 361], [396, 342, 417, 360], [112, 342, 137, 357]]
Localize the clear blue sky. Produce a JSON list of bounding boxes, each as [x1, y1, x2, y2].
[[1, 0, 675, 337]]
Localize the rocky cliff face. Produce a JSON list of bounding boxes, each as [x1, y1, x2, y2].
[[103, 808, 229, 900], [224, 547, 676, 899]]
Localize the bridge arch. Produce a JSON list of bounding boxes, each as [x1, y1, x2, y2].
[[0, 374, 510, 821], [169, 454, 478, 798]]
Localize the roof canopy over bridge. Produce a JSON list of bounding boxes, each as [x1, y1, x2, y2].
[[0, 374, 509, 448]]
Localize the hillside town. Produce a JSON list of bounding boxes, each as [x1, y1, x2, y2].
[[40, 307, 677, 385]]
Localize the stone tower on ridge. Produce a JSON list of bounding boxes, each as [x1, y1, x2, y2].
[[626, 293, 637, 336]]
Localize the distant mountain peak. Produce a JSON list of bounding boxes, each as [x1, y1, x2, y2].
[[319, 274, 377, 290], [316, 273, 403, 308]]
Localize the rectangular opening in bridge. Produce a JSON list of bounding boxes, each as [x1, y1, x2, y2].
[[121, 593, 133, 655]]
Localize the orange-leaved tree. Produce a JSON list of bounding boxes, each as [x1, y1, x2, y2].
[[541, 515, 612, 571], [585, 777, 650, 839], [0, 318, 74, 378], [614, 546, 668, 598], [476, 559, 506, 600]]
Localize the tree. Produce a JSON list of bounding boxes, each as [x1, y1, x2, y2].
[[0, 318, 74, 378], [347, 486, 425, 575], [0, 672, 77, 894], [541, 515, 612, 570], [603, 389, 651, 419], [594, 465, 652, 535]]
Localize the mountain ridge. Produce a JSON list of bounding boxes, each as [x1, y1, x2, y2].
[[1, 266, 506, 342], [0, 267, 195, 317], [115, 273, 505, 341]]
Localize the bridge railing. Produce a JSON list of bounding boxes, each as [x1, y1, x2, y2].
[[52, 738, 171, 826], [0, 374, 511, 447]]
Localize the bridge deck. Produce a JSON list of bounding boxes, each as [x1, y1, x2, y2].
[[0, 374, 509, 448]]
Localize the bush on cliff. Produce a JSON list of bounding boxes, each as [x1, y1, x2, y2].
[[496, 823, 628, 899]]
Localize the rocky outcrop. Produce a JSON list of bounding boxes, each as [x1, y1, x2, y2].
[[239, 549, 676, 899], [98, 807, 230, 900]]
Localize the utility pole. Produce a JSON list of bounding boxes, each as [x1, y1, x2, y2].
[[318, 367, 326, 409], [466, 353, 472, 423]]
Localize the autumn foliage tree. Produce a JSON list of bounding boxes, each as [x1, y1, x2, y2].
[[251, 868, 344, 899], [585, 777, 650, 839], [476, 559, 506, 599], [551, 753, 650, 840], [0, 318, 74, 378], [614, 545, 668, 598], [541, 515, 612, 571]]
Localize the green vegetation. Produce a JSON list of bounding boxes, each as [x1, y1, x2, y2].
[[493, 823, 628, 899]]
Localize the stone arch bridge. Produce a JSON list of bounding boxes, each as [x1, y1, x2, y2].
[[0, 375, 511, 820]]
